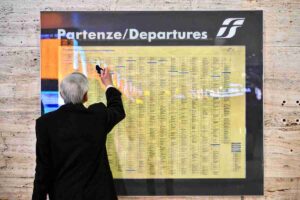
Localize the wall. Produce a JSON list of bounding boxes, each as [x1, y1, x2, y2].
[[0, 0, 299, 199]]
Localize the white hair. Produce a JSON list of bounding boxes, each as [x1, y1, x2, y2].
[[60, 72, 88, 104]]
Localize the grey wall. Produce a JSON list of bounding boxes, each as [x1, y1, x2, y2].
[[0, 0, 299, 199]]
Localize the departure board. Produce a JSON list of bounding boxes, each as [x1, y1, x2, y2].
[[41, 11, 263, 195], [58, 46, 246, 179]]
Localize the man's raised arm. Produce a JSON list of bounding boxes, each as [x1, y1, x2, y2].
[[101, 67, 126, 132]]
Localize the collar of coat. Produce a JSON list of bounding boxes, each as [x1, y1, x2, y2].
[[58, 102, 88, 112]]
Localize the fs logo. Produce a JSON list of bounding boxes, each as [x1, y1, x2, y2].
[[216, 18, 245, 38]]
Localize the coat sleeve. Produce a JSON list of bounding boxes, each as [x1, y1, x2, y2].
[[104, 87, 126, 132], [32, 118, 52, 200], [89, 87, 126, 134]]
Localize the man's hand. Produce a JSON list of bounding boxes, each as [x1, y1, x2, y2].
[[99, 67, 113, 87]]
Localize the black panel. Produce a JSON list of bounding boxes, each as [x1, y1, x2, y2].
[[41, 11, 263, 195]]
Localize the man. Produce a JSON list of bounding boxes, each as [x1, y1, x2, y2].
[[32, 67, 126, 200]]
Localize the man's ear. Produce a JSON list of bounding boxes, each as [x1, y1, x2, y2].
[[83, 92, 88, 103]]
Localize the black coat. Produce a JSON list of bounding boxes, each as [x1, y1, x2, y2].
[[32, 87, 126, 200]]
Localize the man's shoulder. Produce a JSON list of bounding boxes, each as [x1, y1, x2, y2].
[[87, 102, 106, 112], [36, 109, 60, 123]]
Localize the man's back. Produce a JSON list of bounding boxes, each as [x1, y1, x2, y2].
[[32, 87, 126, 200]]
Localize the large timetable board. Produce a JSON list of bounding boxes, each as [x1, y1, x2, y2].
[[41, 11, 263, 195]]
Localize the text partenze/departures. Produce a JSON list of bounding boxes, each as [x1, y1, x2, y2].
[[57, 28, 208, 42]]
